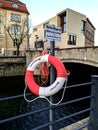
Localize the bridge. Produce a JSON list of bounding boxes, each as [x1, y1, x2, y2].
[[0, 46, 98, 77], [26, 46, 98, 67]]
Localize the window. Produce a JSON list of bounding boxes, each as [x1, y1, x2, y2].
[[11, 25, 21, 35], [12, 3, 19, 8], [35, 40, 44, 49], [81, 20, 85, 34], [11, 14, 21, 22], [61, 15, 66, 32], [68, 35, 76, 45], [13, 39, 19, 47]]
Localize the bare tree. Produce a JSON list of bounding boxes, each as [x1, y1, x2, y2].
[[0, 17, 30, 56], [7, 19, 29, 56]]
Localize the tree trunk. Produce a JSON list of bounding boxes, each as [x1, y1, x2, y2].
[[17, 45, 20, 56]]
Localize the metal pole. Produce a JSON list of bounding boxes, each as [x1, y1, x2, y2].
[[89, 75, 98, 130], [49, 40, 55, 130]]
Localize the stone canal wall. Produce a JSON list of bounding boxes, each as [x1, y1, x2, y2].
[[0, 56, 26, 77]]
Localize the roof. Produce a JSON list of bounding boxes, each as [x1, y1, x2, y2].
[[0, 0, 29, 14]]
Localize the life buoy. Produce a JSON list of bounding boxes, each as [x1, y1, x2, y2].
[[25, 54, 68, 97]]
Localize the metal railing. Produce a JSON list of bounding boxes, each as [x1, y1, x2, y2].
[[0, 50, 26, 57], [0, 75, 98, 130]]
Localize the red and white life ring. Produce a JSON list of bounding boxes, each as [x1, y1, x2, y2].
[[25, 54, 68, 97]]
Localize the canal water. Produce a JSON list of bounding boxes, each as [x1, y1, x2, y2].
[[1, 62, 98, 130]]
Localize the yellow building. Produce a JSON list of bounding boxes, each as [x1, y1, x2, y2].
[[0, 0, 29, 56], [30, 8, 95, 50]]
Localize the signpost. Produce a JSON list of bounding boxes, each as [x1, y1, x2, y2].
[[45, 24, 61, 42], [49, 41, 55, 130], [45, 24, 61, 130]]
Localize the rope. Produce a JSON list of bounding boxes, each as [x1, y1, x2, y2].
[[24, 80, 67, 105], [38, 50, 50, 85]]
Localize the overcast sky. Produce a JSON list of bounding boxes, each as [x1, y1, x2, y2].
[[21, 0, 98, 45]]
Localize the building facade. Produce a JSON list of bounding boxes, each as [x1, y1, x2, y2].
[[30, 8, 95, 50], [0, 0, 29, 56]]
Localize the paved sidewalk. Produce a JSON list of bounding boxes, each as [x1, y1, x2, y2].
[[60, 118, 89, 130]]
